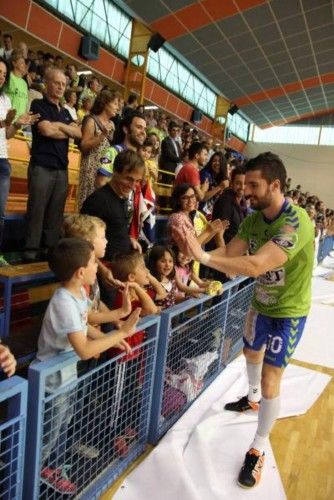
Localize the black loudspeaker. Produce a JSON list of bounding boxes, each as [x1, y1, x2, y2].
[[147, 33, 165, 52], [79, 35, 100, 60], [191, 109, 203, 123], [229, 104, 239, 115]]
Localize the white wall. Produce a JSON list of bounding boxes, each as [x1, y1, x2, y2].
[[244, 142, 334, 208]]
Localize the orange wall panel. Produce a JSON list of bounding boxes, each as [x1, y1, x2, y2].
[[143, 79, 155, 100], [0, 0, 31, 28], [112, 59, 125, 84], [58, 24, 81, 58], [27, 3, 62, 47], [177, 101, 192, 121], [89, 50, 117, 78], [150, 85, 169, 108], [226, 134, 246, 153], [165, 93, 181, 114]]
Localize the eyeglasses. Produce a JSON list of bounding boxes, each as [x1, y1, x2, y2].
[[180, 194, 196, 201]]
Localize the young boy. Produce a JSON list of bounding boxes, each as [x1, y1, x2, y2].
[[108, 251, 165, 456], [36, 238, 140, 494], [62, 214, 130, 328], [138, 137, 158, 186]]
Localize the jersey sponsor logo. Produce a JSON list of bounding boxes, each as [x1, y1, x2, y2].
[[257, 267, 285, 287], [99, 157, 111, 164], [272, 224, 298, 250], [272, 233, 298, 249]]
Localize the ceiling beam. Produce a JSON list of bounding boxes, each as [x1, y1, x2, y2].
[[150, 0, 266, 41]]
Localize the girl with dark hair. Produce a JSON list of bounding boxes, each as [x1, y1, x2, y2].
[[78, 89, 121, 209], [0, 57, 39, 265], [147, 245, 180, 309], [199, 151, 229, 219]]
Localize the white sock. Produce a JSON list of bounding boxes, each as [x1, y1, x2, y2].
[[246, 361, 262, 402], [250, 396, 280, 453]]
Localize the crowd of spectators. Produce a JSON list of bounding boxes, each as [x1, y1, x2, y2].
[[1, 31, 334, 495], [0, 31, 333, 266]]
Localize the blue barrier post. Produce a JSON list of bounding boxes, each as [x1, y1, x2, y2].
[[0, 376, 28, 500]]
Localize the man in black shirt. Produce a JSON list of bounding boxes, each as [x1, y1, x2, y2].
[[212, 167, 246, 244], [81, 150, 145, 306], [24, 69, 81, 261], [208, 168, 246, 281], [82, 150, 144, 259]]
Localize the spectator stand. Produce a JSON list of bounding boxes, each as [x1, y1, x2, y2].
[[24, 315, 160, 500], [148, 276, 254, 444], [155, 168, 175, 214], [0, 376, 28, 500], [6, 133, 80, 216]]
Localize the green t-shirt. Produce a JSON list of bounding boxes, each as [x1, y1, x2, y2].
[[5, 73, 28, 119], [238, 201, 314, 318], [97, 144, 125, 177]]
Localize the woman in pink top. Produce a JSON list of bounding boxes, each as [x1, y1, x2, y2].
[[167, 183, 226, 277]]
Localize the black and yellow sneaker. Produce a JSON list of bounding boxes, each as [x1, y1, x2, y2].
[[238, 448, 265, 488], [224, 395, 260, 412]]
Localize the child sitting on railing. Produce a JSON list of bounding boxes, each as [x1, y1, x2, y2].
[[107, 251, 165, 456], [34, 238, 140, 494], [174, 246, 224, 298]]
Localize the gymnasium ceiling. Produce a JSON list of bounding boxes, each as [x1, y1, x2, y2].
[[120, 0, 334, 128]]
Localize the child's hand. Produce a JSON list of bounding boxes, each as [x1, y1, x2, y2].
[[115, 340, 132, 354], [120, 283, 132, 318], [100, 267, 124, 289], [120, 307, 141, 338]]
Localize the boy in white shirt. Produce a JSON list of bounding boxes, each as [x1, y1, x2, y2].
[[36, 237, 140, 494]]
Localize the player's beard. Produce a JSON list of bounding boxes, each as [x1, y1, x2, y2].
[[248, 188, 272, 210]]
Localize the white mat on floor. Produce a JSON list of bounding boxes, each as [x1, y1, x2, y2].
[[292, 303, 334, 368], [115, 358, 331, 500], [312, 270, 334, 302]]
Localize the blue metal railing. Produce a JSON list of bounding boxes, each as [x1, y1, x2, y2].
[[317, 235, 334, 263], [1, 277, 256, 496], [24, 316, 160, 500], [0, 376, 28, 500], [148, 277, 254, 444]]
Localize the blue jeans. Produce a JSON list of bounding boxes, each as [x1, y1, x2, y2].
[[0, 159, 11, 250]]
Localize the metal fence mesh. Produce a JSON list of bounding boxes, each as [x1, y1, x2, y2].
[[37, 336, 156, 499], [158, 281, 254, 438], [0, 418, 22, 499]]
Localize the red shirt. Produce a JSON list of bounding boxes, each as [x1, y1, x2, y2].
[[175, 162, 200, 186], [108, 288, 154, 362]]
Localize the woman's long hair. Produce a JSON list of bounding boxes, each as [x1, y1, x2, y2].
[[206, 151, 228, 182], [0, 58, 10, 95]]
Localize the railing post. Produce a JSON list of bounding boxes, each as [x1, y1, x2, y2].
[[148, 311, 171, 444]]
